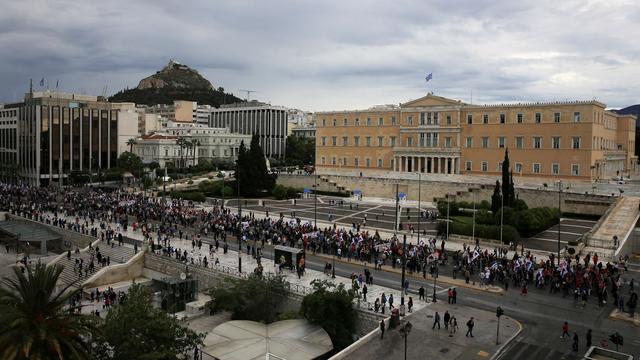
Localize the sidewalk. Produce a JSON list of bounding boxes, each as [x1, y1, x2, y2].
[[342, 300, 521, 360]]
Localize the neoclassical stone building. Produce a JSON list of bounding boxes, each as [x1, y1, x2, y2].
[[315, 93, 637, 181]]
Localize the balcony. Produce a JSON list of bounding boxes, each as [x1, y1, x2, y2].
[[393, 146, 461, 156]]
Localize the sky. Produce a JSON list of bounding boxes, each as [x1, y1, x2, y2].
[[1, 0, 639, 111]]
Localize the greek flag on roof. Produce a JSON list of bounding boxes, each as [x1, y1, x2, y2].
[[425, 73, 433, 82]]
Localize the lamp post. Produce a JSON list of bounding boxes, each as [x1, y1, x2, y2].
[[472, 189, 476, 243], [557, 180, 562, 267], [500, 190, 504, 244], [236, 160, 242, 273], [418, 171, 421, 245], [314, 172, 318, 228], [432, 258, 438, 302], [399, 321, 412, 360], [401, 234, 407, 306], [332, 241, 336, 278], [221, 173, 225, 209], [394, 183, 400, 233]]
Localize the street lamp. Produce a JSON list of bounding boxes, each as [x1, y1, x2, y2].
[[432, 259, 438, 302], [399, 321, 412, 360], [418, 171, 422, 245], [314, 172, 318, 228], [499, 190, 504, 245], [557, 180, 562, 267], [471, 189, 476, 244], [236, 160, 242, 273], [401, 234, 407, 306]]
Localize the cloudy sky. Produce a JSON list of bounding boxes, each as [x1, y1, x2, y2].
[[1, 0, 639, 111]]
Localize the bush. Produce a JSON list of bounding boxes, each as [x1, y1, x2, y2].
[[273, 185, 287, 200], [478, 200, 491, 210], [475, 209, 494, 225], [169, 191, 205, 203], [438, 220, 520, 244], [187, 180, 194, 185], [512, 199, 528, 211], [286, 187, 299, 199]]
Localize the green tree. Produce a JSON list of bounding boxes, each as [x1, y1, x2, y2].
[[501, 149, 512, 207], [126, 138, 137, 153], [237, 135, 277, 196], [300, 279, 357, 351], [491, 180, 502, 215], [0, 263, 98, 360], [208, 275, 289, 324], [284, 135, 315, 166], [117, 152, 143, 176], [94, 284, 202, 360]]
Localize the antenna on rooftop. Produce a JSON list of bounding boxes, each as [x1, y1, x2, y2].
[[238, 89, 258, 102]]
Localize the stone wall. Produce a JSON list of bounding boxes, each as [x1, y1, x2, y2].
[[279, 174, 613, 215], [83, 250, 146, 289]]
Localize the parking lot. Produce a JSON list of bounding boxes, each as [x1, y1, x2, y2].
[[226, 196, 439, 233]]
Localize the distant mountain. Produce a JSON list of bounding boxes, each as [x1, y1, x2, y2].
[[109, 60, 243, 106], [612, 104, 640, 128]]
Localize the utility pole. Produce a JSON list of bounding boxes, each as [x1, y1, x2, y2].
[[472, 189, 476, 243], [394, 183, 399, 233], [557, 180, 562, 266], [500, 191, 504, 244], [314, 173, 317, 228], [417, 172, 421, 246], [236, 161, 242, 273], [401, 234, 407, 306]]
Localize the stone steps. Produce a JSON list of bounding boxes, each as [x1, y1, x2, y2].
[[55, 243, 136, 289]]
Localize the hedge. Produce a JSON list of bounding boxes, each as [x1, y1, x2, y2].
[[437, 220, 520, 244], [169, 190, 206, 203]]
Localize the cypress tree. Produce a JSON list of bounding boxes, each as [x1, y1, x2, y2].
[[501, 149, 511, 207], [491, 180, 502, 215]]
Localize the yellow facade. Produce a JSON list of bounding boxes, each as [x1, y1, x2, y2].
[[315, 94, 637, 181]]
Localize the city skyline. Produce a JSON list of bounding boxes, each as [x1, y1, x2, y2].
[[1, 0, 639, 111]]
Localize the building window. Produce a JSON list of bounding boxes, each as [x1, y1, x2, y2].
[[573, 112, 581, 122], [552, 163, 559, 175], [466, 137, 473, 148], [321, 137, 326, 146], [517, 113, 523, 123], [406, 116, 413, 125], [332, 136, 337, 146], [332, 119, 337, 127], [343, 118, 348, 126], [535, 113, 541, 123], [407, 137, 413, 147], [498, 137, 505, 148], [390, 136, 396, 147], [445, 137, 452, 148], [364, 158, 370, 167], [322, 119, 326, 127], [533, 163, 540, 174], [419, 133, 425, 147], [332, 157, 336, 165], [420, 112, 426, 125], [366, 118, 372, 126], [483, 114, 489, 124], [515, 136, 523, 149], [533, 137, 542, 149], [354, 136, 360, 147], [342, 157, 347, 166], [500, 113, 506, 124], [572, 137, 581, 149], [378, 117, 384, 126], [552, 136, 561, 149], [515, 163, 523, 174], [467, 114, 473, 124], [481, 161, 488, 172], [433, 112, 439, 124], [343, 136, 348, 146], [554, 112, 561, 123], [377, 158, 383, 167], [321, 156, 326, 165], [465, 161, 472, 171], [481, 137, 489, 148], [571, 164, 579, 176], [354, 158, 359, 167], [446, 115, 452, 125], [366, 136, 371, 147], [378, 136, 384, 147], [391, 116, 397, 125], [497, 162, 503, 172]]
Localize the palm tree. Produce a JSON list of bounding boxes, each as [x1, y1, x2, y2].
[[126, 138, 137, 153], [191, 139, 200, 168], [0, 263, 98, 360], [175, 137, 186, 170], [183, 139, 193, 168]]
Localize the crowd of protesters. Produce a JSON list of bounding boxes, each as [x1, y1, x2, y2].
[[0, 182, 636, 318]]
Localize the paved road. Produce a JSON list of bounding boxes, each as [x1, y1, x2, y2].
[[523, 218, 597, 253]]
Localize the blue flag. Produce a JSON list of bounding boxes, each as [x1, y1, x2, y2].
[[40, 78, 45, 86], [425, 73, 433, 82]]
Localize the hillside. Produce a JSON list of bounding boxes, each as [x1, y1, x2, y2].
[[109, 60, 244, 106], [614, 104, 640, 127]]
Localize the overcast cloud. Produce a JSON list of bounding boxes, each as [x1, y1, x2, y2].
[[1, 0, 639, 110]]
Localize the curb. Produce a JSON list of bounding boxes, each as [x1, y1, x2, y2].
[[313, 253, 504, 295], [489, 316, 523, 360]]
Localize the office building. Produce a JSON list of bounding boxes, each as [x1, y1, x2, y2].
[[209, 101, 288, 158]]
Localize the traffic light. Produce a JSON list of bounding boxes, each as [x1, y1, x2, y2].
[[496, 306, 504, 317]]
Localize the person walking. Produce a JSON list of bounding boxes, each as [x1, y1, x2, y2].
[[432, 311, 441, 329], [408, 297, 413, 313], [561, 322, 570, 339], [465, 317, 474, 337], [444, 311, 451, 330], [452, 288, 457, 304], [450, 316, 458, 336], [419, 286, 425, 301], [447, 288, 453, 304], [362, 284, 368, 301], [380, 320, 385, 339], [572, 332, 579, 352]]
